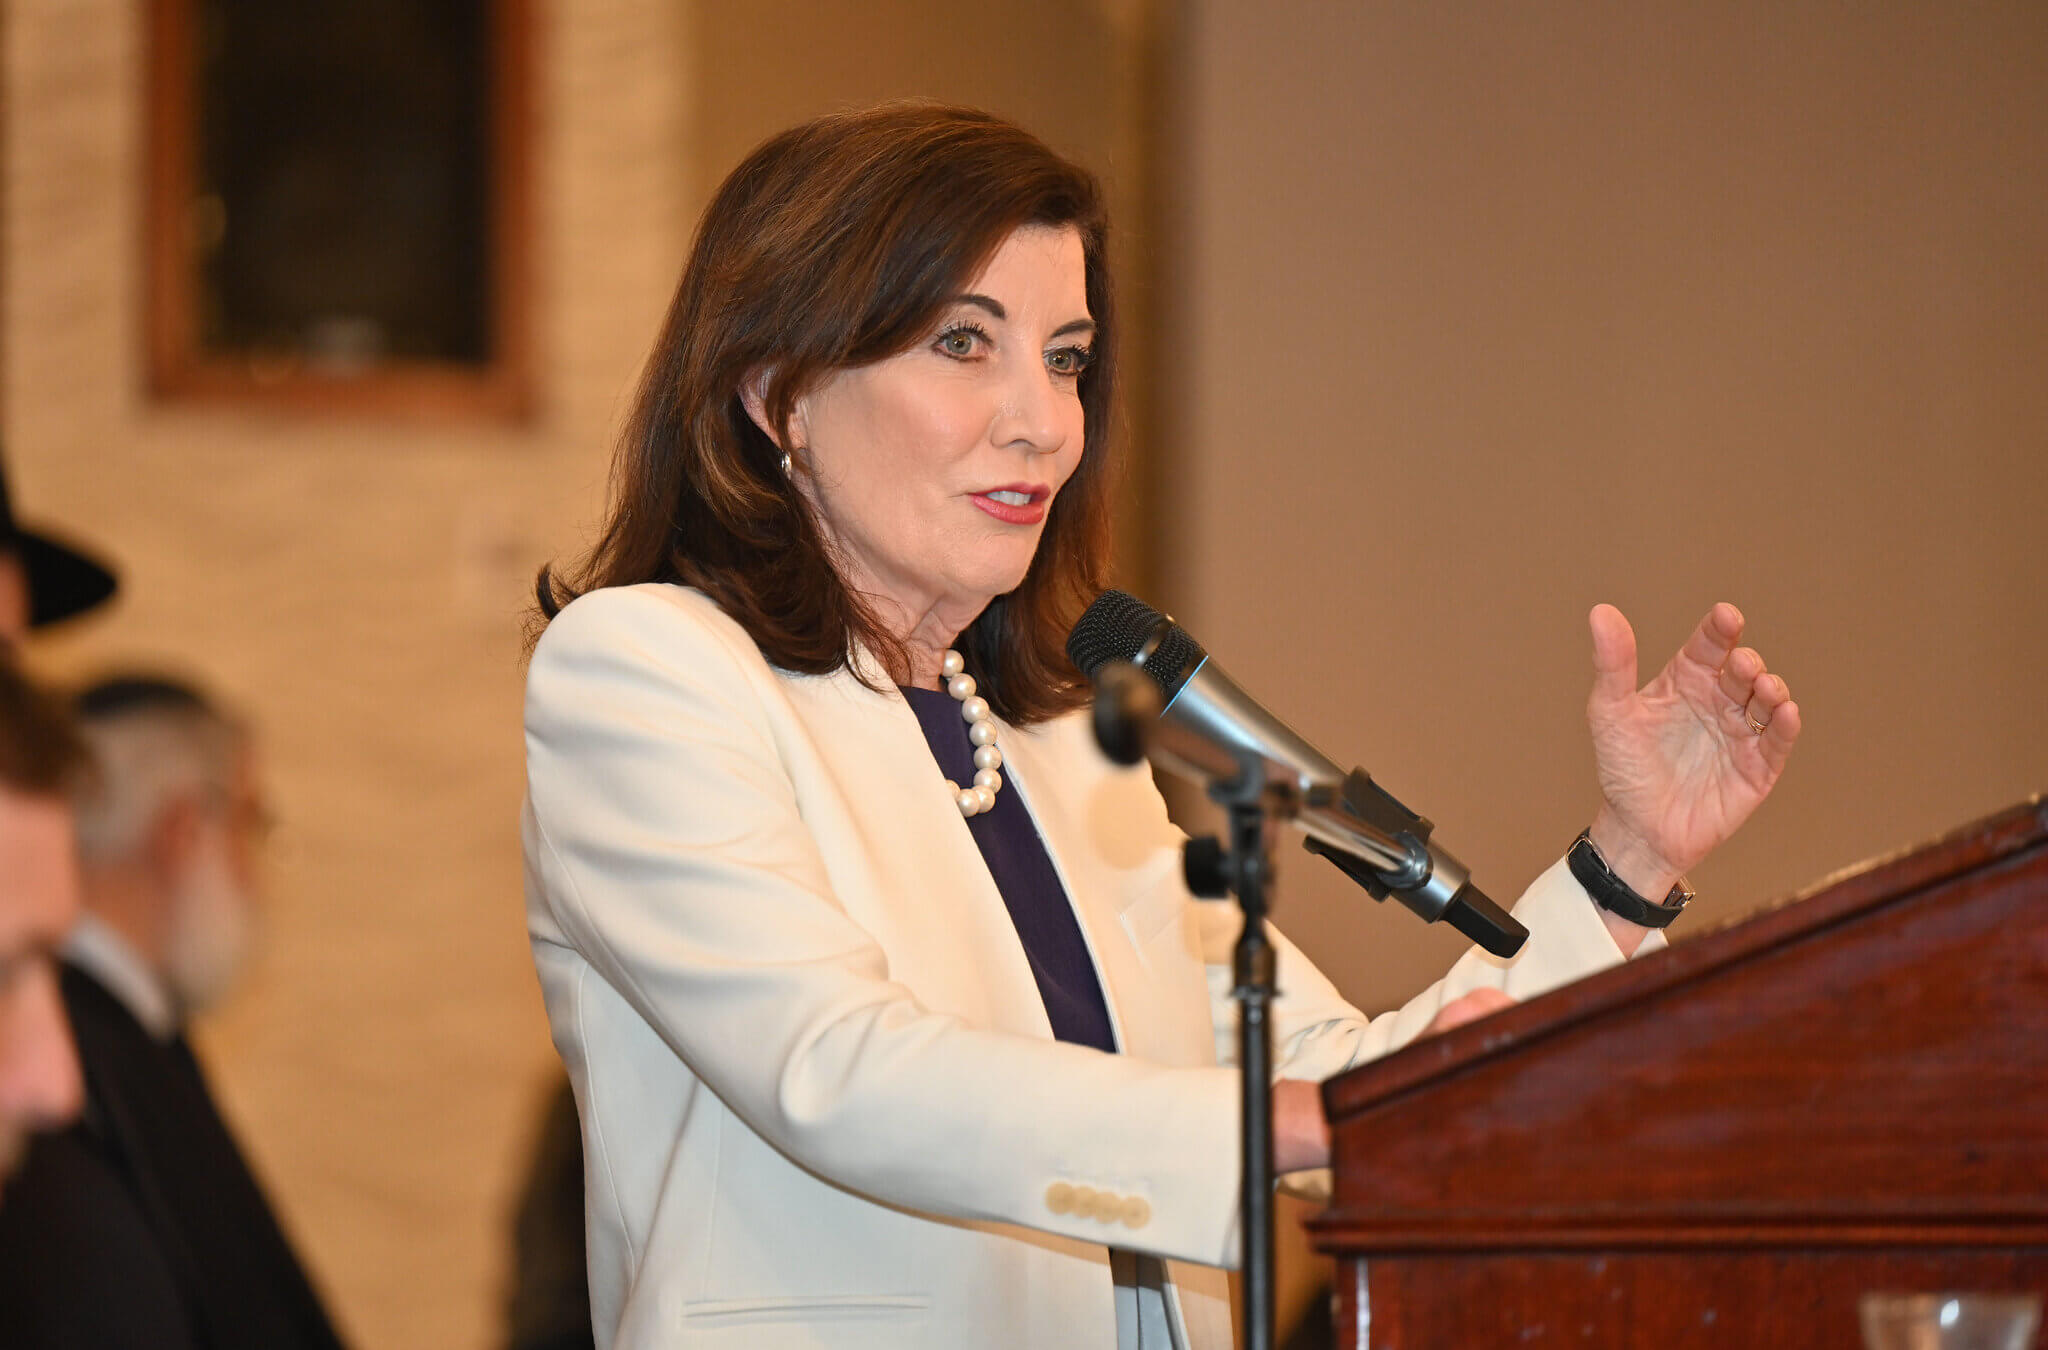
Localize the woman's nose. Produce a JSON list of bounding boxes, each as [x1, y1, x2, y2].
[[990, 362, 1070, 455]]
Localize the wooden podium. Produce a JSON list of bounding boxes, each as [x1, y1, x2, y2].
[[1309, 797, 2048, 1348]]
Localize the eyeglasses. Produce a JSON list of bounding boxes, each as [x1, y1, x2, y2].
[[201, 783, 277, 844]]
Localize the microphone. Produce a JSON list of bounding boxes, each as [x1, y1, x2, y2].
[[1066, 590, 1528, 957]]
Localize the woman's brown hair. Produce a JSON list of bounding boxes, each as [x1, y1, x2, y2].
[[533, 102, 1116, 726]]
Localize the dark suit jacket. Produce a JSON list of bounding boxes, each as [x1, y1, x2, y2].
[[0, 964, 348, 1350]]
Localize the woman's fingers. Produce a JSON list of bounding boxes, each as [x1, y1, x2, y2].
[[1759, 697, 1802, 770], [1744, 671, 1792, 719], [1680, 602, 1745, 676], [1587, 604, 1639, 710], [1730, 664, 1785, 724], [1739, 671, 1801, 769], [1718, 646, 1767, 711]]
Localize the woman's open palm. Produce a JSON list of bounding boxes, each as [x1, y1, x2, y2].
[[1585, 602, 1802, 883]]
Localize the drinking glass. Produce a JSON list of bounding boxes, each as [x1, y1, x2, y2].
[[1859, 1292, 2042, 1350]]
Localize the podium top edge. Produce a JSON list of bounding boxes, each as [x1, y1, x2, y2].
[[1321, 794, 2048, 1123], [1723, 792, 2048, 934]]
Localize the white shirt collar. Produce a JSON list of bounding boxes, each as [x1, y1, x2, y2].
[[62, 912, 179, 1041]]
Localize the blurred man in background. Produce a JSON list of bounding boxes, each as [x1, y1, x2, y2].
[[0, 448, 118, 1186], [0, 450, 118, 646], [0, 658, 87, 1200], [0, 674, 347, 1350]]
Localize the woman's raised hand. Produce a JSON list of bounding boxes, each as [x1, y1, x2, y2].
[[1582, 603, 1802, 902]]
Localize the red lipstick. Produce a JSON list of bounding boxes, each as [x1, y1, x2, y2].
[[969, 484, 1051, 526]]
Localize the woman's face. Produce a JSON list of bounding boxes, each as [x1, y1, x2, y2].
[[781, 224, 1094, 639]]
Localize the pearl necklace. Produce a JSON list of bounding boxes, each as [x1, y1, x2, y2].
[[939, 650, 1004, 817]]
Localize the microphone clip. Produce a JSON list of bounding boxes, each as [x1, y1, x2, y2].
[[1307, 768, 1528, 959], [1302, 769, 1436, 901]]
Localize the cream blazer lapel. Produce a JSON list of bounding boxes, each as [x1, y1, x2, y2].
[[776, 662, 1215, 1068], [999, 712, 1216, 1069], [773, 663, 1068, 1043]]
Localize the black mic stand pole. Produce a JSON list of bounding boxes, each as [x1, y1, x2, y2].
[[1185, 778, 1303, 1350], [1088, 660, 1316, 1350]]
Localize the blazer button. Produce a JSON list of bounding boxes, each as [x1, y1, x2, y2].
[[1072, 1185, 1101, 1221], [1045, 1182, 1075, 1215], [1120, 1196, 1152, 1229]]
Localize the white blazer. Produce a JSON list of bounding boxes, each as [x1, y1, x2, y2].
[[522, 584, 1657, 1350]]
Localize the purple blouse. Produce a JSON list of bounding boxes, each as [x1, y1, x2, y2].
[[900, 686, 1119, 1055]]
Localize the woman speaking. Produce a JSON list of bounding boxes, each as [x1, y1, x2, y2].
[[521, 103, 1800, 1350]]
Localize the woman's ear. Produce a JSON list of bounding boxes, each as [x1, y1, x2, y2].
[[739, 367, 811, 455], [739, 368, 784, 446]]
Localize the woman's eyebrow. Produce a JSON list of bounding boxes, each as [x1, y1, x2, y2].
[[951, 294, 1096, 339]]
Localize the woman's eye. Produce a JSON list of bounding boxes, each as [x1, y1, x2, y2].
[[1047, 345, 1094, 376], [936, 326, 983, 358]]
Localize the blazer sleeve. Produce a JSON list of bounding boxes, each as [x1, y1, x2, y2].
[[1199, 859, 1668, 1087], [524, 588, 1245, 1268]]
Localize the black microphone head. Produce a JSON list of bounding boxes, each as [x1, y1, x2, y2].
[[1066, 590, 1208, 699], [1089, 661, 1162, 766]]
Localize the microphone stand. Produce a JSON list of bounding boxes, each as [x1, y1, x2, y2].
[[1184, 777, 1306, 1350], [1089, 659, 1326, 1350], [1083, 652, 1526, 1347]]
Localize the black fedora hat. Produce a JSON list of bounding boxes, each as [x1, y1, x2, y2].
[[0, 452, 118, 628]]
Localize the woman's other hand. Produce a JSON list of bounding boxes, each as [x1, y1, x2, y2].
[[1422, 987, 1516, 1036], [1274, 1079, 1331, 1173], [1273, 989, 1515, 1172], [1583, 603, 1802, 914]]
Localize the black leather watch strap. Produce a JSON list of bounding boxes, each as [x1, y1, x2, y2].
[[1567, 829, 1693, 929]]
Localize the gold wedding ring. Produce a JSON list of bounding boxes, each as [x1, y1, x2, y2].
[[1744, 710, 1769, 736]]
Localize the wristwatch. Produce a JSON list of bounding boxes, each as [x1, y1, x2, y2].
[[1567, 829, 1693, 929]]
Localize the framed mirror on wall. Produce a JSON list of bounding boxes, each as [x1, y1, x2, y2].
[[144, 0, 534, 419]]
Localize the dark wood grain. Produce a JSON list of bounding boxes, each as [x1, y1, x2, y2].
[[1310, 797, 2048, 1348], [1358, 1251, 2045, 1350]]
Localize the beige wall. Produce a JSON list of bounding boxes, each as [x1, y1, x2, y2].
[[1161, 1, 2048, 1011]]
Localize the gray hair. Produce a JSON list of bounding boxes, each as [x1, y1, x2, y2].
[[70, 675, 246, 865]]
